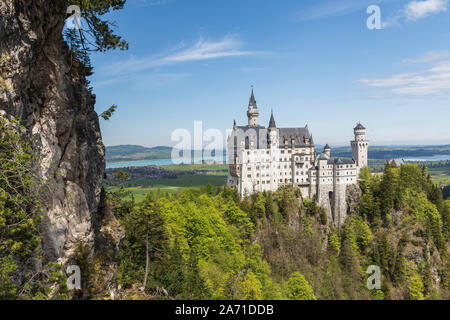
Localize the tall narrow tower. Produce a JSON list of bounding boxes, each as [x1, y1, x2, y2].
[[247, 89, 259, 126], [351, 123, 369, 169], [267, 111, 278, 148]]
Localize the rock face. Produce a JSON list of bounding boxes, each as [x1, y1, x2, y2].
[[0, 0, 105, 264]]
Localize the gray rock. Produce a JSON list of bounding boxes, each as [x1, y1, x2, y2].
[[0, 0, 105, 265]]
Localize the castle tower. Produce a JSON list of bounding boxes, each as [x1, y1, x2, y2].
[[247, 89, 259, 126], [323, 144, 331, 159], [351, 123, 369, 169]]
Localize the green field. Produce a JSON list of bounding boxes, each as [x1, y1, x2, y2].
[[427, 165, 450, 185], [116, 166, 228, 202], [111, 162, 450, 203]]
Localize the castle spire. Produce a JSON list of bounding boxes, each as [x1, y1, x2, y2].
[[249, 87, 257, 108], [268, 110, 276, 128]]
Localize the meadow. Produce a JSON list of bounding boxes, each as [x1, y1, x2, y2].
[[115, 164, 228, 201], [427, 164, 450, 185], [112, 162, 450, 203]]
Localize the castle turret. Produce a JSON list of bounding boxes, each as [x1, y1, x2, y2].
[[247, 89, 259, 126], [351, 123, 369, 169], [323, 144, 331, 159]]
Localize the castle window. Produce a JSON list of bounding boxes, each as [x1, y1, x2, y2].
[[281, 150, 285, 154]]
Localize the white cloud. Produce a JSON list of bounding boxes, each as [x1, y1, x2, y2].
[[402, 50, 449, 64], [106, 35, 263, 76], [383, 0, 449, 27], [359, 59, 450, 95], [93, 73, 190, 89], [405, 0, 448, 20]]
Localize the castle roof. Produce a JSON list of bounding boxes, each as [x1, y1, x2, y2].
[[327, 157, 355, 165], [249, 89, 257, 108], [268, 111, 276, 128], [279, 127, 312, 148], [354, 123, 366, 130], [324, 144, 330, 150], [234, 125, 312, 149]]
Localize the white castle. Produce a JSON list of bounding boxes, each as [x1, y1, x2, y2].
[[227, 90, 369, 226]]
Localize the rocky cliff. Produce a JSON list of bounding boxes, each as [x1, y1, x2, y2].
[[0, 0, 105, 264]]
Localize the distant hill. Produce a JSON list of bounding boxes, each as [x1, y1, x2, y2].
[[331, 145, 450, 160], [106, 144, 450, 163]]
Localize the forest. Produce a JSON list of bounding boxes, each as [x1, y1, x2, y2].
[[98, 163, 450, 300]]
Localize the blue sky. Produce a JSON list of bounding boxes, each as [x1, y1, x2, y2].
[[87, 0, 450, 147]]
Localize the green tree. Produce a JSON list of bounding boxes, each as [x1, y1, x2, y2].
[[118, 194, 169, 292], [408, 273, 425, 300], [286, 272, 316, 300]]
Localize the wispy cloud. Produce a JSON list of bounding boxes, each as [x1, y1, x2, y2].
[[106, 35, 263, 76], [94, 34, 265, 88], [383, 0, 449, 27], [93, 73, 190, 89], [359, 59, 450, 95], [402, 50, 449, 64], [405, 0, 448, 20], [296, 0, 395, 21]]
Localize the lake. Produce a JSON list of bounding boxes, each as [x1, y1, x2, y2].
[[106, 154, 450, 169], [106, 156, 227, 169], [395, 155, 450, 163]]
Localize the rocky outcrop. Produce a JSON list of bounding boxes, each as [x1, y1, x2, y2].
[[346, 184, 361, 216], [0, 0, 105, 264]]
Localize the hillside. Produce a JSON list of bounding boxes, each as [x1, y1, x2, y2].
[[88, 163, 450, 300]]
